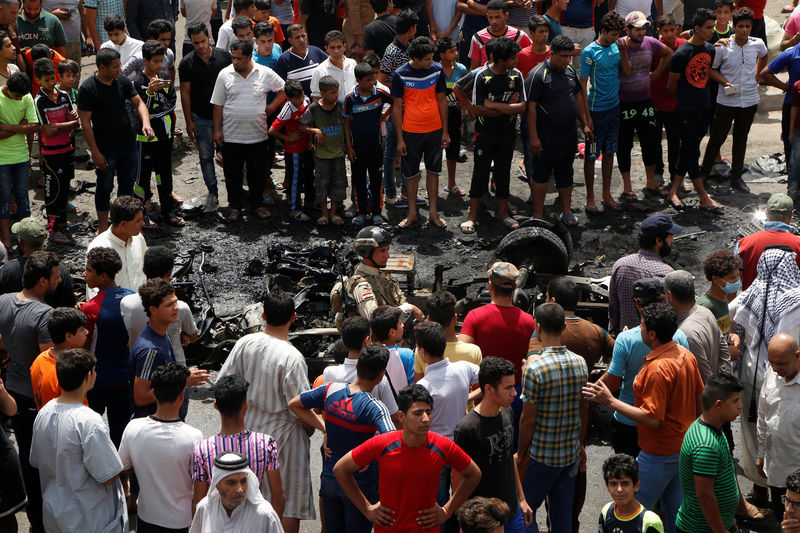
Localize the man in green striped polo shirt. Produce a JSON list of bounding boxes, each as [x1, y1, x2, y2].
[[676, 373, 764, 532]]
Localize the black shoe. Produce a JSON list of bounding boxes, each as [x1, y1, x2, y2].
[[731, 178, 750, 194]]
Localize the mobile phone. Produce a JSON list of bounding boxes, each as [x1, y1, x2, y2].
[[723, 85, 739, 96]]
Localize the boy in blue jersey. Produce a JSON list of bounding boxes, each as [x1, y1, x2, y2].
[[599, 454, 664, 533], [343, 61, 394, 225], [371, 305, 415, 386], [82, 246, 134, 446], [580, 12, 630, 214], [289, 344, 395, 533]]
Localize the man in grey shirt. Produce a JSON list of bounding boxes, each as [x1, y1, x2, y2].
[[0, 250, 59, 533], [663, 269, 732, 380]]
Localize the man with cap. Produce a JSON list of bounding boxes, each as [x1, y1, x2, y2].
[[608, 213, 681, 336], [0, 217, 75, 308], [616, 12, 673, 203], [599, 277, 690, 457], [460, 261, 536, 438], [191, 452, 283, 533], [343, 225, 422, 321], [736, 192, 800, 290]]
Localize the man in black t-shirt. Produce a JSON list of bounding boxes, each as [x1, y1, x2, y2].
[[178, 22, 232, 213], [666, 7, 722, 214], [526, 34, 592, 224], [461, 36, 524, 235], [299, 0, 337, 48], [454, 357, 534, 533], [363, 0, 396, 57], [77, 48, 154, 233]]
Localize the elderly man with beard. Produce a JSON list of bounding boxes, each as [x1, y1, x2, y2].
[[608, 214, 681, 335], [191, 452, 283, 533]]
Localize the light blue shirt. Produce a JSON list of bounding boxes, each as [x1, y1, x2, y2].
[[607, 326, 689, 426], [580, 40, 620, 112], [254, 46, 282, 69]]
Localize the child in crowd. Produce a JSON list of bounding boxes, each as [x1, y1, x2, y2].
[[131, 40, 182, 228], [517, 15, 551, 188], [436, 36, 468, 198], [56, 59, 79, 105], [253, 22, 281, 68], [681, 0, 733, 42], [462, 37, 525, 234], [253, 0, 285, 45], [301, 75, 346, 225], [232, 16, 254, 42], [30, 307, 88, 409], [100, 14, 143, 68], [343, 61, 393, 225], [270, 79, 314, 221], [122, 19, 177, 82], [599, 454, 664, 533], [25, 44, 64, 96], [370, 305, 415, 385], [34, 58, 79, 244], [0, 72, 39, 248]]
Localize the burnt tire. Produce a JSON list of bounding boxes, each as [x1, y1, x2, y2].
[[495, 226, 570, 275]]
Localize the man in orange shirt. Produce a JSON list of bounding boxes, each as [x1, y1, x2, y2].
[[584, 302, 703, 533], [30, 307, 88, 409]]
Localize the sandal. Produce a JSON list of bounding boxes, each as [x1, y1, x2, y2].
[[668, 198, 686, 211], [619, 191, 638, 202], [316, 216, 329, 226], [430, 216, 447, 228], [142, 214, 158, 229], [601, 201, 622, 211], [460, 219, 476, 234], [331, 215, 344, 226], [166, 213, 185, 227], [508, 204, 518, 215], [398, 217, 418, 228], [373, 215, 386, 224], [48, 233, 74, 245], [225, 209, 242, 222], [736, 506, 772, 523], [444, 186, 466, 196], [561, 213, 579, 226], [262, 195, 276, 207], [502, 216, 519, 230], [290, 211, 310, 222], [644, 185, 670, 199], [66, 202, 80, 214], [699, 203, 724, 215], [254, 207, 270, 219], [585, 203, 601, 214]]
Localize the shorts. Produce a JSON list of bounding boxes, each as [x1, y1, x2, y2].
[[587, 106, 620, 161], [532, 152, 574, 189], [314, 156, 347, 203], [401, 129, 443, 178]]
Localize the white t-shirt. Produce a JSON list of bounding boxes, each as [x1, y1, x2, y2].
[[85, 228, 147, 300], [215, 18, 235, 51], [180, 0, 217, 44], [712, 36, 767, 108], [118, 416, 203, 529], [612, 0, 651, 19], [30, 402, 127, 533], [310, 57, 357, 103], [418, 359, 480, 439], [322, 358, 399, 413], [100, 36, 144, 68], [120, 293, 198, 364]]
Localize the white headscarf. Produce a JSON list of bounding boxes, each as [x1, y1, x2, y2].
[[190, 455, 284, 533]]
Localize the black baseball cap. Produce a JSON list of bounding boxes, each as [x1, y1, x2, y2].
[[641, 214, 683, 237], [632, 278, 664, 303]]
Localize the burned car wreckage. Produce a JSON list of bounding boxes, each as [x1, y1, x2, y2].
[[170, 216, 611, 380]]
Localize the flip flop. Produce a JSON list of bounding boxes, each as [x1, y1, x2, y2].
[[430, 216, 447, 228], [262, 195, 276, 207], [668, 198, 686, 211], [502, 217, 519, 230], [166, 213, 185, 227], [331, 215, 344, 226], [644, 185, 670, 199], [254, 207, 270, 219], [460, 220, 476, 234], [398, 218, 418, 228], [585, 204, 601, 215], [561, 213, 579, 226], [736, 507, 772, 523], [699, 204, 724, 215], [619, 191, 638, 202], [625, 201, 654, 213], [444, 186, 466, 196], [142, 214, 158, 229], [601, 201, 622, 211], [223, 209, 241, 222], [316, 216, 328, 226], [290, 211, 310, 222]]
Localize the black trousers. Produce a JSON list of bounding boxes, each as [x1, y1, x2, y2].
[[617, 99, 660, 173], [222, 141, 268, 210], [656, 109, 680, 177], [701, 103, 758, 178], [135, 139, 175, 215], [9, 392, 43, 533], [42, 151, 74, 227], [352, 145, 383, 216], [612, 419, 640, 458], [676, 107, 711, 181]]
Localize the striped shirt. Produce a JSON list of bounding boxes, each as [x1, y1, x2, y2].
[[608, 249, 674, 334], [676, 418, 739, 532], [192, 430, 280, 485], [520, 345, 588, 467], [210, 63, 285, 144], [272, 46, 328, 96]]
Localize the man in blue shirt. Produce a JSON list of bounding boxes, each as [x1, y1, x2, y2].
[[272, 23, 328, 96], [599, 277, 689, 458], [761, 44, 800, 178], [289, 344, 395, 533], [253, 21, 282, 68]]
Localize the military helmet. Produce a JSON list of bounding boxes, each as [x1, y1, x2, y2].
[[354, 226, 392, 258]]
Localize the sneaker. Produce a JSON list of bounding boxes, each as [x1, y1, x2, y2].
[[457, 149, 468, 163], [215, 151, 223, 165], [203, 194, 219, 213], [391, 197, 408, 208], [352, 215, 365, 226]]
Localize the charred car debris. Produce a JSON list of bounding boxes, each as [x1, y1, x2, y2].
[[160, 216, 611, 380]]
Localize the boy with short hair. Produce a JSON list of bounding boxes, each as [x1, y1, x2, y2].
[[56, 59, 80, 104], [680, 0, 733, 42], [370, 305, 415, 386], [391, 36, 449, 228], [461, 36, 525, 234], [468, 0, 531, 70], [344, 61, 393, 225], [232, 15, 254, 42], [81, 246, 134, 446], [310, 30, 357, 104], [599, 454, 664, 533], [253, 21, 281, 68], [121, 20, 178, 83], [34, 57, 79, 244], [437, 37, 468, 199], [30, 307, 88, 410], [253, 0, 286, 45], [131, 40, 182, 228], [301, 75, 346, 226], [516, 15, 551, 78], [270, 79, 314, 221], [99, 14, 143, 67]]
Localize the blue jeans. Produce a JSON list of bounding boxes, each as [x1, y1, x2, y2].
[[0, 161, 30, 219], [382, 117, 407, 199], [319, 475, 375, 533], [506, 508, 527, 533], [191, 113, 218, 196], [521, 458, 577, 533], [637, 451, 682, 533], [789, 131, 800, 200], [94, 145, 137, 212]]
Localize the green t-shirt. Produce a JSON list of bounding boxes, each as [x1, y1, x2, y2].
[[676, 418, 739, 533], [300, 100, 344, 159], [16, 10, 67, 50], [696, 293, 731, 336], [55, 83, 78, 105], [0, 90, 39, 165]]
